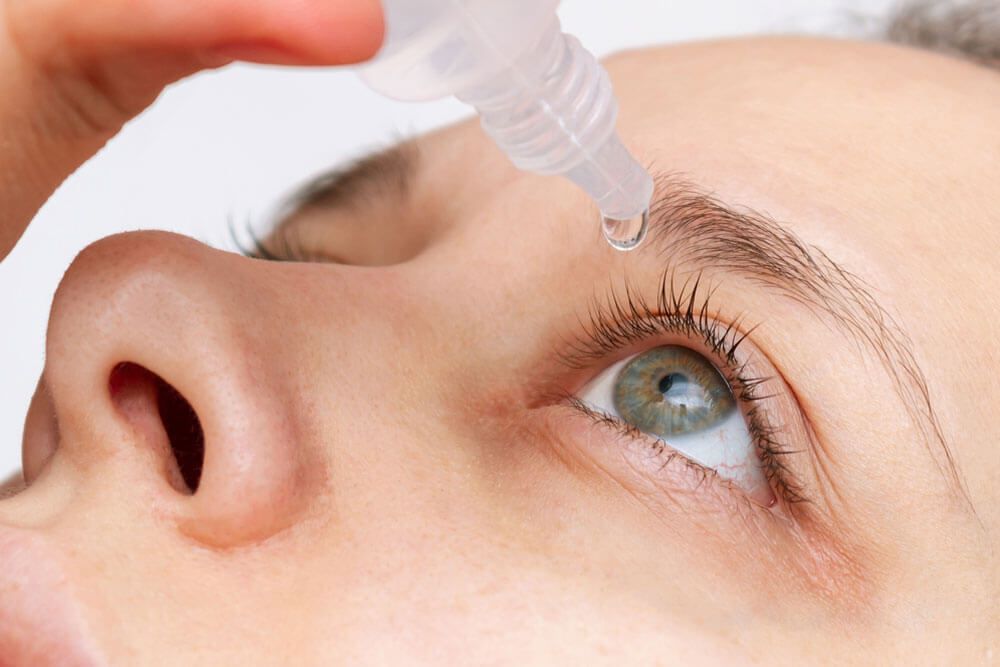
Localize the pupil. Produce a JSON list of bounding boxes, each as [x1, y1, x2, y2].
[[658, 373, 682, 395]]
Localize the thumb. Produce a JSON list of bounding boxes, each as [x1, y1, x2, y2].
[[0, 0, 385, 259]]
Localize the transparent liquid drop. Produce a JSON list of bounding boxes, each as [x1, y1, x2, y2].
[[602, 209, 649, 251]]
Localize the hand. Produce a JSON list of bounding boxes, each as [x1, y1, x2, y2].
[[0, 0, 384, 259]]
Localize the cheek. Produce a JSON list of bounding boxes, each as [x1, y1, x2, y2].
[[288, 519, 747, 663]]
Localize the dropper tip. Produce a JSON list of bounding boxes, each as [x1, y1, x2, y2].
[[601, 208, 650, 251]]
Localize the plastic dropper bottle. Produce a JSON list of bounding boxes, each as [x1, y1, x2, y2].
[[360, 0, 654, 251]]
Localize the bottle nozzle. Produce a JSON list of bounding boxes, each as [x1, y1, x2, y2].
[[564, 132, 653, 250], [457, 24, 654, 251]]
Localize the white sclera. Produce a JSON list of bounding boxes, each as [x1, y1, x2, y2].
[[577, 355, 772, 505]]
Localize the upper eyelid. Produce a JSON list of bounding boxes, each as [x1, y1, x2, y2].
[[558, 272, 753, 371]]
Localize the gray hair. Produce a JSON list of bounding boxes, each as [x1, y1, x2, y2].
[[886, 0, 1000, 68]]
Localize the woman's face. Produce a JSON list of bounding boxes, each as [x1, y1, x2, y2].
[[1, 37, 997, 664]]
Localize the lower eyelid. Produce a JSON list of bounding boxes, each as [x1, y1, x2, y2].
[[544, 402, 775, 512]]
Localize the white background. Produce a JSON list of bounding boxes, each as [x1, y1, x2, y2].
[[1, 0, 898, 478]]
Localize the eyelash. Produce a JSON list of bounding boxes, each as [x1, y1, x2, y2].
[[229, 217, 314, 263], [561, 271, 806, 507]]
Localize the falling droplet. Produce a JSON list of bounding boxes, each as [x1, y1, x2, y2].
[[602, 209, 649, 251]]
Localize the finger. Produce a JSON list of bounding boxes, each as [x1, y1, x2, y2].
[[0, 0, 385, 259], [7, 0, 385, 67]]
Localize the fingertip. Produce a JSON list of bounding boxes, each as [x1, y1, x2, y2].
[[222, 0, 386, 66], [310, 0, 387, 64]]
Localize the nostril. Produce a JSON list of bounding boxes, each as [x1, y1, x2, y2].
[[153, 374, 204, 494], [109, 363, 205, 494]]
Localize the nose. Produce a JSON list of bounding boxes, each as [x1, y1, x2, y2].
[[35, 231, 320, 546]]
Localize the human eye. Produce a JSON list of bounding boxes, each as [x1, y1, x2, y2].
[[560, 273, 805, 510], [576, 344, 774, 506]]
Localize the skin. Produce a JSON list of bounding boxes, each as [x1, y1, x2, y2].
[[0, 3, 997, 663]]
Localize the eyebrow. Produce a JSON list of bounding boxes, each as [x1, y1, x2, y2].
[[644, 172, 972, 513]]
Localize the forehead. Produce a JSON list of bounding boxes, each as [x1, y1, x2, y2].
[[604, 37, 999, 251]]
